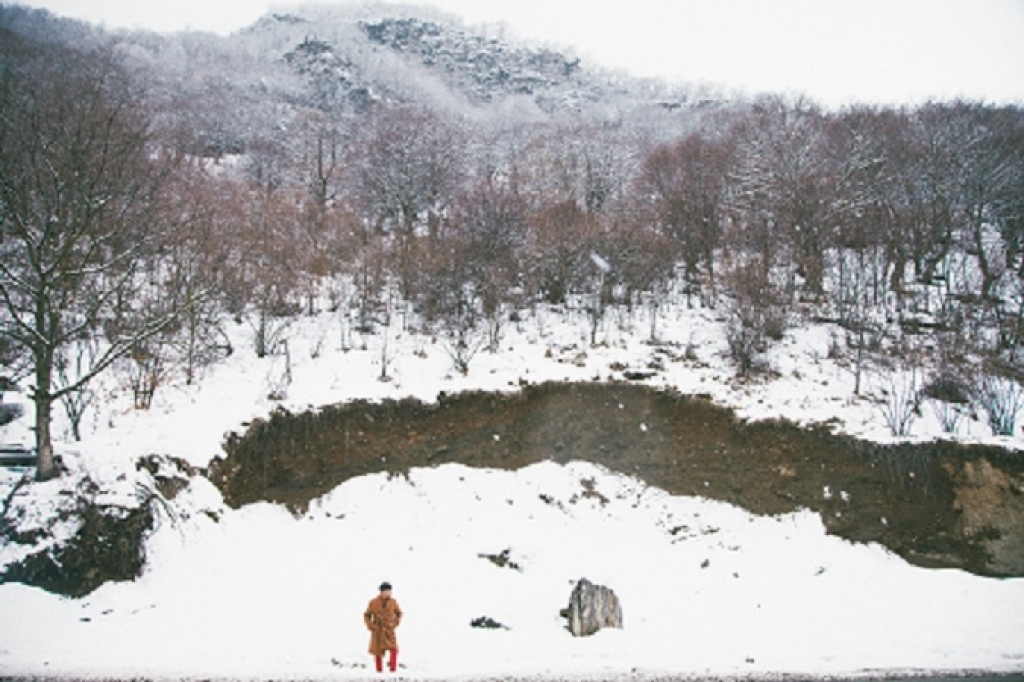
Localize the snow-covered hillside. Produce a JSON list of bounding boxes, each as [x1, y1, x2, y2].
[[2, 306, 1024, 678], [36, 303, 1024, 475]]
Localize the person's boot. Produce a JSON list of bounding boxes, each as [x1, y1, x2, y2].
[[388, 648, 398, 672], [375, 655, 383, 673]]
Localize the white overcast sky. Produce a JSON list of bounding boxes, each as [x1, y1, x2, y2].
[[12, 0, 1024, 108]]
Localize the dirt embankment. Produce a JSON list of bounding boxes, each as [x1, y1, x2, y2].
[[208, 382, 1024, 577]]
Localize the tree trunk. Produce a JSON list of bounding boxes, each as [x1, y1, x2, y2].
[[854, 323, 865, 396], [34, 355, 57, 481], [973, 222, 997, 301], [185, 298, 198, 385]]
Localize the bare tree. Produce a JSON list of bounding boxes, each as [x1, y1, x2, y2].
[[419, 226, 487, 375], [950, 103, 1022, 302], [640, 131, 734, 301], [347, 105, 464, 298], [298, 110, 350, 296], [721, 255, 791, 375], [729, 97, 835, 297], [164, 170, 237, 385], [447, 178, 527, 353], [523, 200, 596, 306], [54, 338, 99, 441], [0, 40, 184, 479], [237, 188, 305, 358], [112, 163, 237, 406]]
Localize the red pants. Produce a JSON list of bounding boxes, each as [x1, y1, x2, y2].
[[374, 648, 398, 672]]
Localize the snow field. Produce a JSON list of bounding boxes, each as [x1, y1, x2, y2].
[[2, 462, 1023, 680]]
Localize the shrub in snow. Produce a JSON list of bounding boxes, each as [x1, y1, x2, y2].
[[722, 257, 790, 376], [930, 399, 965, 435], [725, 316, 766, 375], [265, 339, 293, 400], [978, 375, 1024, 437], [876, 365, 921, 437], [441, 320, 486, 375]]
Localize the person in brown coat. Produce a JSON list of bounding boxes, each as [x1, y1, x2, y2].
[[364, 582, 402, 673]]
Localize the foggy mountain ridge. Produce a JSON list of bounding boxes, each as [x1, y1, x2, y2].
[[0, 3, 704, 156]]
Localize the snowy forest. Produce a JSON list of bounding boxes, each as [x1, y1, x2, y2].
[[2, 3, 1024, 483]]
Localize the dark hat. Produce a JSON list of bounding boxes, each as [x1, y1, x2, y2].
[[379, 581, 393, 591]]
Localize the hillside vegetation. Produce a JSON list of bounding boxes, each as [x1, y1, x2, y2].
[[1, 3, 1023, 474]]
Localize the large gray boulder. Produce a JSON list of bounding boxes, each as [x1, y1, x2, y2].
[[561, 578, 623, 637]]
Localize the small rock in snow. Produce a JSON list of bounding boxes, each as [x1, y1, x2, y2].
[[470, 616, 509, 630]]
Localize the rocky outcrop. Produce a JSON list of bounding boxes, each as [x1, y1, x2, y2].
[[561, 578, 623, 637], [947, 457, 1024, 576], [359, 17, 596, 110]]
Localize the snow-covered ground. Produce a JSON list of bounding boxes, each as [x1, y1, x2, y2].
[[37, 303, 1024, 474], [3, 462, 1024, 679], [2, 304, 1024, 679]]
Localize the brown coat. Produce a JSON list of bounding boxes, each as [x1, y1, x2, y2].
[[364, 596, 402, 656]]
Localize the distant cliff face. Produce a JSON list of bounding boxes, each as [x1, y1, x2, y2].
[[359, 16, 595, 111], [266, 10, 673, 115]]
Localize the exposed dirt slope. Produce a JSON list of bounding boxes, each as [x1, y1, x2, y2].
[[209, 382, 1024, 577]]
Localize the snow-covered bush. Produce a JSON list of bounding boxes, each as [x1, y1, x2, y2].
[[722, 258, 790, 375], [876, 365, 921, 437], [930, 399, 965, 435], [978, 374, 1024, 437]]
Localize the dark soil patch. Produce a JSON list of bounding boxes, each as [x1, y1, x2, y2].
[[208, 382, 1024, 577]]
